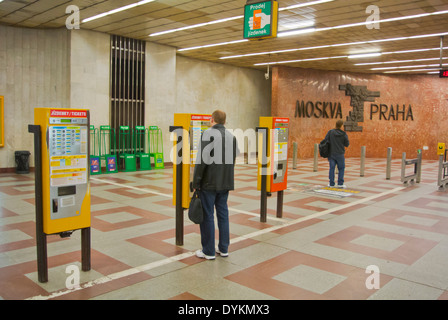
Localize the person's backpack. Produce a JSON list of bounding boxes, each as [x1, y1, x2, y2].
[[319, 138, 330, 158]]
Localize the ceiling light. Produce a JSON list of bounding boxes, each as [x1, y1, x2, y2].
[[279, 0, 334, 11], [150, 15, 243, 37], [383, 47, 438, 55], [279, 20, 315, 31], [318, 10, 448, 32], [355, 57, 448, 66], [254, 55, 347, 66], [372, 64, 447, 71], [177, 39, 248, 52], [278, 28, 316, 37], [82, 0, 155, 23], [383, 68, 441, 73], [348, 52, 382, 59]]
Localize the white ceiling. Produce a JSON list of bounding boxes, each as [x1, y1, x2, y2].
[[1, 0, 448, 73]]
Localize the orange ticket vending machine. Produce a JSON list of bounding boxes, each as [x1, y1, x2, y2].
[[170, 113, 211, 245], [30, 108, 91, 283], [257, 117, 289, 222]]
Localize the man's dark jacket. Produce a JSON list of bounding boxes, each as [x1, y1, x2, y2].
[[324, 128, 349, 156], [193, 124, 239, 191]]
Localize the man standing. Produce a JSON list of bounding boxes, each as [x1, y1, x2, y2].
[[192, 110, 238, 260], [323, 120, 350, 188]]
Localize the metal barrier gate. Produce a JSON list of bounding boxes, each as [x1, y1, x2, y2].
[[401, 151, 422, 185], [437, 150, 448, 190]]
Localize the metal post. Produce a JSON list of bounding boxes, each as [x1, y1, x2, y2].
[[260, 171, 267, 223], [170, 126, 184, 246], [276, 190, 283, 218], [81, 227, 91, 271], [401, 152, 406, 183], [257, 127, 268, 223], [176, 138, 184, 246], [360, 146, 366, 177], [292, 142, 298, 170], [244, 136, 248, 164], [386, 147, 392, 180], [28, 124, 48, 283], [438, 155, 444, 190], [416, 152, 422, 183], [313, 143, 319, 172]]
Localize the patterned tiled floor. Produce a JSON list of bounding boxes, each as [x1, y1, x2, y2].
[[1, 156, 448, 300]]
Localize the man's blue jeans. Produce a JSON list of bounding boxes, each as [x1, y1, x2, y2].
[[199, 189, 230, 256], [329, 154, 345, 186]]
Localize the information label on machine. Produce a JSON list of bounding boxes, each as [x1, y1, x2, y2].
[[190, 114, 211, 165], [50, 155, 88, 187], [48, 112, 89, 188], [275, 141, 288, 161]]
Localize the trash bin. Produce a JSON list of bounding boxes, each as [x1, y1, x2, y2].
[[15, 151, 31, 174]]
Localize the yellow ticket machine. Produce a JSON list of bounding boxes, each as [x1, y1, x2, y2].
[[30, 108, 91, 282], [257, 117, 289, 193], [257, 117, 289, 222], [172, 113, 212, 208], [170, 113, 211, 245], [34, 108, 91, 234]]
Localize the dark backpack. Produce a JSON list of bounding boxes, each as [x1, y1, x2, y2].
[[319, 138, 330, 158]]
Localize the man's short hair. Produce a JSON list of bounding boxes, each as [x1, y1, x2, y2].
[[212, 110, 226, 124], [336, 120, 344, 129]]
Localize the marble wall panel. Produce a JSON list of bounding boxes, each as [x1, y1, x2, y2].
[[272, 66, 448, 160]]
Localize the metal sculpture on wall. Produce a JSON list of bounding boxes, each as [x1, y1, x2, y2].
[[339, 84, 380, 132]]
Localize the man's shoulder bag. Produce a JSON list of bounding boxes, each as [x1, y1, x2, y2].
[[188, 190, 204, 224], [319, 138, 331, 158]]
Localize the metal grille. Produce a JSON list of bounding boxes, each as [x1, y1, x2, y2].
[[110, 35, 146, 154]]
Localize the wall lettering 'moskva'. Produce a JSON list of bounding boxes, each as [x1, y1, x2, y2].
[[295, 100, 342, 119]]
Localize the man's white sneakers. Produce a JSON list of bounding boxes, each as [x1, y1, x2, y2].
[[216, 249, 229, 257], [195, 249, 229, 259], [328, 184, 347, 189], [195, 250, 215, 260]]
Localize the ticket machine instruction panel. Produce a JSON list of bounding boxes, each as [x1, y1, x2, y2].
[[35, 108, 91, 234]]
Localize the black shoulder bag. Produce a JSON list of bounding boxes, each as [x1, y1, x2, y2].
[[188, 190, 204, 224]]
